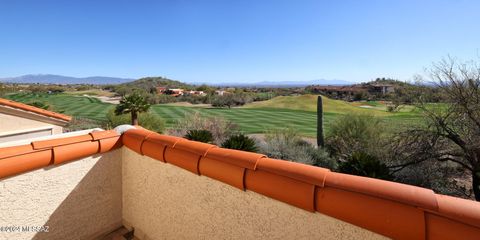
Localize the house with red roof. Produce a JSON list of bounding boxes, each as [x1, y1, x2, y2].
[[0, 98, 72, 143]]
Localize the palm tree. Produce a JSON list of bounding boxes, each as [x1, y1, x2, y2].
[[115, 93, 150, 125]]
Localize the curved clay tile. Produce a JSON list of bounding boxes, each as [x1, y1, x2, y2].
[[1, 126, 480, 239], [204, 147, 265, 170]]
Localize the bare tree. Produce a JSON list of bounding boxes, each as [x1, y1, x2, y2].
[[391, 57, 480, 201]]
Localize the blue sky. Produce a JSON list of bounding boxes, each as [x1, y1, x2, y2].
[[0, 0, 479, 83]]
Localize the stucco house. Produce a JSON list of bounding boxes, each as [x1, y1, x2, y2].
[[0, 98, 72, 143]]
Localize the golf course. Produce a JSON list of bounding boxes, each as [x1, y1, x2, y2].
[[5, 93, 422, 137]]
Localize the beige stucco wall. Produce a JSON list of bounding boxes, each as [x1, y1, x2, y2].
[[122, 148, 388, 240], [0, 112, 63, 143], [0, 112, 59, 132], [0, 150, 123, 240]]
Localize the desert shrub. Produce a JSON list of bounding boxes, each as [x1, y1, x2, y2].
[[184, 129, 214, 143], [260, 128, 336, 168], [210, 93, 253, 108], [326, 114, 385, 159], [65, 117, 103, 132], [105, 109, 165, 133], [393, 161, 472, 199], [211, 94, 234, 108], [337, 152, 393, 180], [222, 134, 258, 152], [168, 112, 238, 145], [151, 94, 177, 104]]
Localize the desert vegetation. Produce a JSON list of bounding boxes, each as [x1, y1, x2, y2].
[[3, 57, 480, 201]]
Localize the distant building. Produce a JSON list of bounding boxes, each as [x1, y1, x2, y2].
[[214, 90, 234, 96], [156, 87, 167, 94], [0, 98, 72, 143], [168, 88, 184, 96], [186, 90, 206, 96]]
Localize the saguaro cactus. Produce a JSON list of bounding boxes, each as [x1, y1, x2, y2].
[[317, 95, 324, 147]]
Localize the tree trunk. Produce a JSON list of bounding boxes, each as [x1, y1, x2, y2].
[[473, 168, 480, 201], [317, 96, 324, 147], [131, 111, 138, 126]]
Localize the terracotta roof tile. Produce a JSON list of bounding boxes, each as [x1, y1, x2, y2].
[[164, 147, 202, 174], [245, 168, 316, 211], [173, 140, 216, 156], [325, 172, 438, 210], [32, 134, 93, 149], [53, 140, 100, 164], [199, 156, 245, 189], [0, 98, 72, 122], [0, 150, 52, 179], [0, 144, 38, 159], [434, 194, 480, 228], [256, 157, 330, 187], [315, 186, 426, 240], [121, 128, 156, 154], [125, 128, 480, 239], [204, 147, 265, 170]]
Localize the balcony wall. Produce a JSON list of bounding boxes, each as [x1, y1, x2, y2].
[[0, 150, 122, 240], [122, 148, 386, 240]]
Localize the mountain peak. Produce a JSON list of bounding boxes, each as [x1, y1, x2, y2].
[[0, 74, 134, 85]]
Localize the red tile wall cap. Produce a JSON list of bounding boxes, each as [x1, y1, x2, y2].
[[256, 157, 330, 187], [0, 130, 123, 179], [173, 140, 217, 157], [204, 147, 266, 170], [0, 98, 72, 122], [141, 134, 185, 162], [0, 150, 53, 179], [142, 133, 185, 149], [89, 130, 120, 140], [0, 144, 37, 160], [31, 134, 93, 150], [434, 194, 480, 228], [121, 128, 155, 154], [53, 140, 100, 164], [325, 172, 438, 210]]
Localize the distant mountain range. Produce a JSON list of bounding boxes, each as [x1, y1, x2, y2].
[[0, 74, 352, 87], [191, 79, 353, 87], [0, 74, 134, 85]]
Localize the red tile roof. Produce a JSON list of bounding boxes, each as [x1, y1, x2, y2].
[[0, 98, 72, 122], [0, 127, 479, 239]]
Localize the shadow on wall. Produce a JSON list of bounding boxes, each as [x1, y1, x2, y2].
[[30, 152, 123, 240]]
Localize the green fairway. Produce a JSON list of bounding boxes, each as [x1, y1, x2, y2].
[[5, 93, 422, 137], [244, 94, 415, 116], [6, 93, 114, 121], [151, 105, 322, 136]]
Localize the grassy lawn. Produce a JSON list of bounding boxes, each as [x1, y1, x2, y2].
[[6, 93, 114, 121], [5, 93, 423, 137]]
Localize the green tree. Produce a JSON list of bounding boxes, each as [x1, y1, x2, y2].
[[106, 109, 164, 133], [115, 93, 150, 125], [391, 57, 480, 201]]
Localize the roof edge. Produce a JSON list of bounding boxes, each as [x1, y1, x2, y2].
[[0, 98, 72, 122]]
